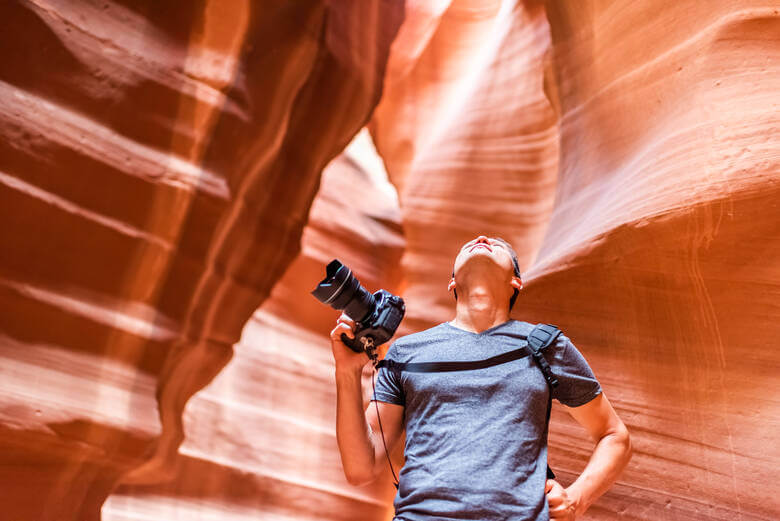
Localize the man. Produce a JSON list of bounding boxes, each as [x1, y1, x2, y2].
[[331, 235, 632, 520]]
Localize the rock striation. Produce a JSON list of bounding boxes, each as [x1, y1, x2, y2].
[[0, 0, 778, 520], [104, 130, 405, 521], [0, 1, 401, 519], [371, 1, 780, 520], [533, 3, 780, 519]]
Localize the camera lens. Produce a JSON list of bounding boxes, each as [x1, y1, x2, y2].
[[311, 260, 375, 322]]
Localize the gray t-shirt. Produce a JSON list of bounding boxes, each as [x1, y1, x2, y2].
[[372, 320, 602, 521]]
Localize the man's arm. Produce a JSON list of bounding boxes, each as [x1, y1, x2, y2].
[[332, 315, 405, 486], [547, 392, 632, 519], [365, 399, 405, 481]]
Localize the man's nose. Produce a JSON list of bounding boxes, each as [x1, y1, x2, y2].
[[475, 235, 489, 244]]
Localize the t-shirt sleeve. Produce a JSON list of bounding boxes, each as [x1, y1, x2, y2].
[[548, 333, 602, 407], [371, 342, 405, 406]]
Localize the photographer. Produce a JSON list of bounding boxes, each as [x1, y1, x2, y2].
[[330, 236, 632, 520]]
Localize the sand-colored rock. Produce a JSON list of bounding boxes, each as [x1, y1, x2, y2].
[[0, 1, 401, 519], [1, 0, 778, 520], [371, 1, 780, 520], [531, 3, 780, 519], [104, 130, 405, 520], [370, 0, 561, 331]]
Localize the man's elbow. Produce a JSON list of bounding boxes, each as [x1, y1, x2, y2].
[[344, 468, 378, 487], [596, 420, 631, 454], [612, 422, 632, 462]]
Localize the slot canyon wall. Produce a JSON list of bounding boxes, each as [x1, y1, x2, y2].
[[0, 1, 777, 521]]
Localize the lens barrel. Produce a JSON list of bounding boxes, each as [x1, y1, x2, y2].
[[311, 260, 375, 322]]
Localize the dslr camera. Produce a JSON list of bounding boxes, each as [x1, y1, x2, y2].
[[311, 259, 405, 361]]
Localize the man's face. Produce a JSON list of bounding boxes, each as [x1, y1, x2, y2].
[[452, 235, 517, 279]]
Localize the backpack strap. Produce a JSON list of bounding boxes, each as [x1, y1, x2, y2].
[[527, 323, 563, 480], [376, 347, 528, 373], [376, 323, 562, 381], [526, 323, 561, 389]]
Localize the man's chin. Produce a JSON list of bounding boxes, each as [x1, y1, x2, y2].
[[459, 253, 503, 272], [467, 249, 495, 260]]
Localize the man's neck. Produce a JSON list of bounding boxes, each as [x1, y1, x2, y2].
[[451, 286, 511, 333]]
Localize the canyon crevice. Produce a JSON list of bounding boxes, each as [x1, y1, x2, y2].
[[0, 1, 777, 520]]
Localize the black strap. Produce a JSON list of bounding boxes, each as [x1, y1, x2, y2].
[[377, 323, 562, 383], [527, 323, 562, 480], [544, 393, 556, 480], [376, 347, 529, 373], [526, 323, 561, 389]]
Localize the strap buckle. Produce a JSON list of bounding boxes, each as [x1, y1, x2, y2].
[[527, 323, 561, 389]]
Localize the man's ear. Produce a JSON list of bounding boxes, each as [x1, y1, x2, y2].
[[447, 277, 456, 292], [511, 276, 523, 290]]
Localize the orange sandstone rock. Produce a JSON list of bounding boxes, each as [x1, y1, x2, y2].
[[1, 0, 778, 520], [533, 3, 780, 519], [0, 1, 401, 519], [104, 130, 405, 521]]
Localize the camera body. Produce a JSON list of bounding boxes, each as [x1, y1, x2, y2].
[[311, 260, 405, 361], [342, 289, 405, 358]]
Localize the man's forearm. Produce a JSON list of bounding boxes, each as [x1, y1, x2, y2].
[[566, 427, 632, 517], [335, 367, 377, 485]]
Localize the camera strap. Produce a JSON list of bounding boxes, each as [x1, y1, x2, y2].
[[377, 323, 561, 384], [375, 323, 562, 482]]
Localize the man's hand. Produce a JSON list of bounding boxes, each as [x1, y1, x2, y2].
[[330, 313, 370, 374], [546, 479, 578, 520]]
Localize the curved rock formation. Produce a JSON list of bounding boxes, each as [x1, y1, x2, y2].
[[104, 130, 405, 520], [370, 0, 560, 331], [1, 0, 778, 520], [533, 3, 780, 519], [0, 1, 401, 519], [371, 1, 780, 520]]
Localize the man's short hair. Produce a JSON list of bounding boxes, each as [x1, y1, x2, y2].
[[452, 237, 522, 311]]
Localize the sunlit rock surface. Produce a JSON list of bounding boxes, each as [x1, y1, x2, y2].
[[0, 1, 401, 519], [1, 0, 778, 520], [372, 1, 779, 520], [371, 1, 779, 520], [533, 3, 780, 520], [103, 130, 405, 520], [370, 0, 561, 331]]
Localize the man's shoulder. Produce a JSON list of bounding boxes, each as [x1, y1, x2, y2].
[[509, 319, 571, 341], [506, 319, 535, 333]]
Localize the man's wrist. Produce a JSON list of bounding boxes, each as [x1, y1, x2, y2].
[[565, 485, 588, 518], [334, 364, 365, 380]]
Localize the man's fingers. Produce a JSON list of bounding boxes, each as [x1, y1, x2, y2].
[[330, 322, 355, 340], [333, 313, 356, 341], [548, 503, 571, 520], [337, 313, 355, 327], [546, 480, 574, 520], [546, 480, 564, 508], [334, 313, 356, 339], [547, 494, 563, 508]]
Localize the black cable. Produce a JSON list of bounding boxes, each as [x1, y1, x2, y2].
[[372, 365, 400, 490]]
